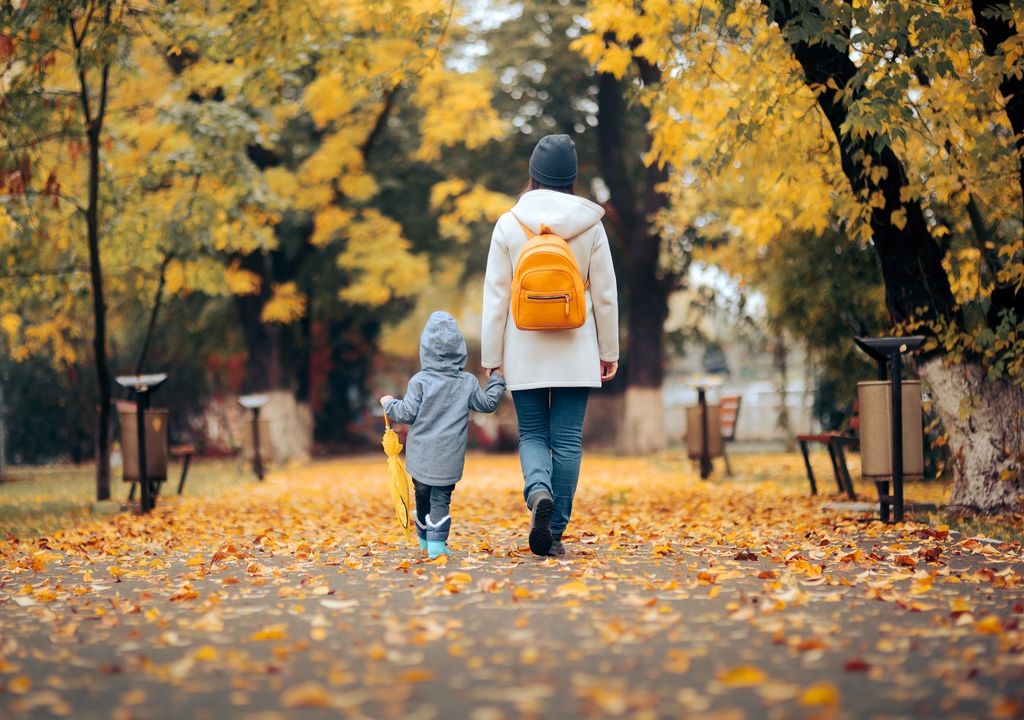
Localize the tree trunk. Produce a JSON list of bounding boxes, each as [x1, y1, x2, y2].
[[295, 283, 313, 403], [773, 332, 795, 451], [86, 126, 111, 500], [236, 295, 280, 393], [234, 252, 280, 393], [69, 2, 115, 500], [597, 70, 671, 454], [620, 220, 670, 455], [918, 358, 1024, 512]]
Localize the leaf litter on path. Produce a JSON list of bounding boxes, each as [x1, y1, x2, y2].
[[0, 453, 1021, 719]]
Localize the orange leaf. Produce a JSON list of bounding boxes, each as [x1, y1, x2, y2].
[[282, 681, 332, 708], [250, 624, 288, 642], [975, 616, 1003, 634], [799, 682, 840, 706], [399, 668, 434, 683], [719, 665, 766, 687]]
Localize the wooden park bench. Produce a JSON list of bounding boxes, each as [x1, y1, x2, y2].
[[171, 444, 195, 495], [795, 412, 858, 499]]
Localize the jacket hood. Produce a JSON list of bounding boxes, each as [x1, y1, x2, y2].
[[510, 189, 605, 240], [420, 311, 467, 374]]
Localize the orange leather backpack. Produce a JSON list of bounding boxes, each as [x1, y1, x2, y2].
[[511, 220, 589, 331]]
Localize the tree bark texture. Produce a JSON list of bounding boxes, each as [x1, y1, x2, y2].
[[918, 358, 1024, 512]]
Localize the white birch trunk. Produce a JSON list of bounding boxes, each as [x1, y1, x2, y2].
[[263, 391, 313, 463], [618, 386, 668, 455], [918, 358, 1024, 513]]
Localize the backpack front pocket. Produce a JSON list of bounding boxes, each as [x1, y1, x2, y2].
[[515, 268, 585, 330], [526, 293, 571, 317]]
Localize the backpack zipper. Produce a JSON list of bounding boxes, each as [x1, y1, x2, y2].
[[527, 293, 571, 316]]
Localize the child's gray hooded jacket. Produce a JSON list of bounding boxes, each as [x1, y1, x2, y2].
[[384, 311, 506, 486]]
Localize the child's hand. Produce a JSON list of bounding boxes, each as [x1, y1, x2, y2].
[[379, 394, 394, 408]]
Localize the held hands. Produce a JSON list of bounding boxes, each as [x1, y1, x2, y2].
[[379, 394, 394, 408], [486, 367, 502, 378], [600, 361, 618, 383]]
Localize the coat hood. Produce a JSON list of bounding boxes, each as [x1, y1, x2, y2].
[[510, 189, 605, 240], [420, 311, 467, 374]]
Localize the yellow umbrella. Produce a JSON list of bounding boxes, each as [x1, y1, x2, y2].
[[382, 415, 413, 537]]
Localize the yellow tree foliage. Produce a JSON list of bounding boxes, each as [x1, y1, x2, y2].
[[1, 0, 506, 367], [573, 0, 1024, 378], [430, 180, 514, 244]]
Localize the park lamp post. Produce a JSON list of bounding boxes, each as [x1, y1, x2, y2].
[[854, 336, 926, 523], [238, 394, 269, 481], [115, 373, 168, 514]]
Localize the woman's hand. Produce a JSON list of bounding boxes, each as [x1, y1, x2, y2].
[[600, 361, 618, 382], [486, 367, 502, 378], [379, 394, 394, 408]]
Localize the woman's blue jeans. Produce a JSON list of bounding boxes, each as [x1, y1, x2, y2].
[[511, 387, 589, 538]]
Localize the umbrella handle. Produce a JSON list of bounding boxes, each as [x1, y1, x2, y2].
[[384, 414, 391, 431]]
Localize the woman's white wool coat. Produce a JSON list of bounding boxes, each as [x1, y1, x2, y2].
[[481, 190, 619, 391]]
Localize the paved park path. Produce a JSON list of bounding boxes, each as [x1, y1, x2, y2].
[[1, 455, 1022, 719]]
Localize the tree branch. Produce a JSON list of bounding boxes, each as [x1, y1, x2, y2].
[[360, 86, 400, 162], [68, 17, 93, 127], [135, 251, 173, 374], [94, 1, 114, 134]]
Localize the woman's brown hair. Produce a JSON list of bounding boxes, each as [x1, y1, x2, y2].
[[519, 177, 575, 197]]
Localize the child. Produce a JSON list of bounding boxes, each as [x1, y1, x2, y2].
[[380, 311, 505, 558]]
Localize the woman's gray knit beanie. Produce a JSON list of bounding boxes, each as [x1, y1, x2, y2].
[[529, 134, 578, 187]]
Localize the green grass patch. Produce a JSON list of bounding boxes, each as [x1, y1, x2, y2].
[[0, 459, 257, 539]]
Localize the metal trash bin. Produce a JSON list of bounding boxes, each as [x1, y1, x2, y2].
[[857, 380, 924, 482], [117, 405, 169, 482], [686, 404, 723, 459]]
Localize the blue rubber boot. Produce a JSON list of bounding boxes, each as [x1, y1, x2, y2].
[[426, 540, 448, 559], [425, 514, 451, 558]]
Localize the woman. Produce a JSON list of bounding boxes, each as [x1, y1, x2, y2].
[[481, 134, 619, 557]]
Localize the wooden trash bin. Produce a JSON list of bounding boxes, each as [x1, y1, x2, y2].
[[116, 401, 169, 482], [857, 380, 924, 483], [686, 404, 723, 459]]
